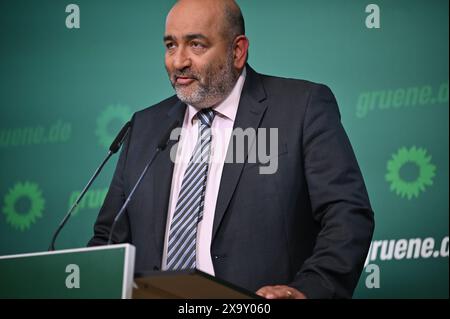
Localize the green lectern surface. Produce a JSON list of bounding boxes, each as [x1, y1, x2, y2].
[[0, 244, 135, 299]]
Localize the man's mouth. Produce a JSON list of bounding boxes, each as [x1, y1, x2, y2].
[[175, 76, 196, 85]]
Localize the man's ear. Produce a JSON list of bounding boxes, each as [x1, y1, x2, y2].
[[233, 35, 249, 69]]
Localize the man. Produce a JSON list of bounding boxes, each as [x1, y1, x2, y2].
[[89, 0, 374, 299]]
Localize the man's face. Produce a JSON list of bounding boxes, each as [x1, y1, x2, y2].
[[164, 0, 238, 109]]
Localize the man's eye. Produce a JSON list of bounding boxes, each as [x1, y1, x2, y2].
[[165, 42, 176, 50], [191, 42, 205, 49]]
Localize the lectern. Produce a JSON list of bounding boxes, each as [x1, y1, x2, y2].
[[133, 269, 256, 299], [0, 245, 257, 299]]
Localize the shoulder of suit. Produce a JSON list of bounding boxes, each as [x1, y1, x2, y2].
[[258, 71, 331, 96], [131, 95, 179, 121]]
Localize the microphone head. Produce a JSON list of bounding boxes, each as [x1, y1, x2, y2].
[[109, 121, 131, 153]]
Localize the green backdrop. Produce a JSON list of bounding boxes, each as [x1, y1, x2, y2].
[[0, 0, 448, 298]]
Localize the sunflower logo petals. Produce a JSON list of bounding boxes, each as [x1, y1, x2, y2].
[[95, 105, 132, 149], [385, 146, 436, 200], [2, 182, 45, 231]]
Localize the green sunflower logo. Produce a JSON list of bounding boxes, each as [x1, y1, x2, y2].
[[2, 181, 45, 231], [385, 146, 436, 200], [95, 104, 132, 149]]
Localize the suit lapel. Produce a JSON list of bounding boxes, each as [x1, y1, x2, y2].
[[212, 66, 268, 241]]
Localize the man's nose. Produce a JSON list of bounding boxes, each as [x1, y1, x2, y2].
[[172, 47, 192, 70]]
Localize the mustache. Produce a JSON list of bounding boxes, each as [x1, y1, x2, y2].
[[172, 69, 200, 80]]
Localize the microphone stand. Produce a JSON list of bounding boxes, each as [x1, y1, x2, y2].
[[48, 121, 131, 251]]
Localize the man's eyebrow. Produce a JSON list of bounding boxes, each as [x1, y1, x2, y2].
[[183, 33, 208, 41], [163, 33, 209, 42], [163, 35, 175, 42]]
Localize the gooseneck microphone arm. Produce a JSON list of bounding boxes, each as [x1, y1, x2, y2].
[[107, 120, 180, 245], [48, 121, 131, 251]]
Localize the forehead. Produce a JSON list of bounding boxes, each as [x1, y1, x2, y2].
[[165, 1, 223, 39]]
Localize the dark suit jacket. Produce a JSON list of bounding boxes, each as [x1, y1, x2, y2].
[[88, 65, 374, 299]]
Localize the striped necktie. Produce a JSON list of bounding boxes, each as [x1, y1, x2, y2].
[[166, 108, 215, 270]]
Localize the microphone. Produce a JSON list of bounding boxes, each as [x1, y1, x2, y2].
[[48, 121, 132, 251], [107, 120, 180, 245]]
